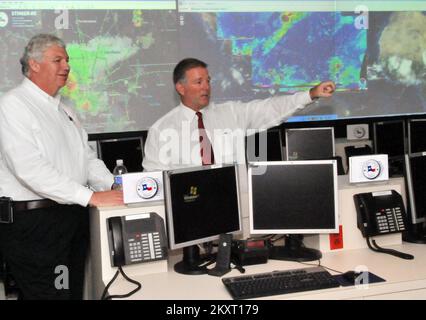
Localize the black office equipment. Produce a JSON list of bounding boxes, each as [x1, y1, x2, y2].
[[97, 136, 144, 173], [164, 165, 241, 275], [248, 160, 338, 262], [408, 118, 426, 154], [107, 212, 167, 267], [403, 154, 426, 243], [207, 233, 233, 277], [285, 127, 335, 160], [374, 120, 406, 157], [103, 212, 167, 300], [335, 270, 386, 287], [246, 128, 283, 162], [342, 270, 363, 284], [222, 266, 340, 299], [373, 120, 406, 176], [354, 190, 414, 259], [325, 155, 345, 175], [354, 190, 407, 237], [345, 145, 373, 158], [231, 239, 269, 266], [284, 127, 343, 174], [344, 144, 373, 172]]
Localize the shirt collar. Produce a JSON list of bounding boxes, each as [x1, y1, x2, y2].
[[22, 77, 62, 110], [179, 102, 211, 121]]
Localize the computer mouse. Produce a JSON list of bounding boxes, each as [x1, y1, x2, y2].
[[342, 271, 364, 284]]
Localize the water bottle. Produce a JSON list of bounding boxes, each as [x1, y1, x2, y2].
[[112, 159, 128, 190]]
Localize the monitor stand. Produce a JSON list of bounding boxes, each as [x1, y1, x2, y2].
[[174, 245, 214, 275], [269, 235, 322, 262]]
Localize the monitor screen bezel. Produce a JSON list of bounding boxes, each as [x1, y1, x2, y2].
[[164, 164, 242, 250], [373, 120, 406, 158], [248, 160, 339, 234], [408, 118, 426, 155], [285, 127, 335, 161], [96, 136, 145, 172], [404, 154, 426, 224], [246, 127, 283, 162]]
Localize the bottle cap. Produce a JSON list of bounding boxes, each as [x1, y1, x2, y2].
[[116, 159, 124, 166]]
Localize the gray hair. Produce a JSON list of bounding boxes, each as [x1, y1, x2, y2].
[[20, 34, 66, 77]]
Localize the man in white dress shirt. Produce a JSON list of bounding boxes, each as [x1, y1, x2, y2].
[[143, 58, 335, 171], [0, 34, 123, 299]]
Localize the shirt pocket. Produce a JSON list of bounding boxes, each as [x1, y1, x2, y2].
[[214, 129, 242, 164]]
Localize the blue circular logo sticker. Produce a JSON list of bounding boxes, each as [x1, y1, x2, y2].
[[136, 177, 158, 199]]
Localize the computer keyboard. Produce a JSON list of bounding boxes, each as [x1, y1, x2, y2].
[[222, 266, 340, 299]]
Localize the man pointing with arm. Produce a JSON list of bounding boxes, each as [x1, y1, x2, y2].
[[143, 58, 335, 171]]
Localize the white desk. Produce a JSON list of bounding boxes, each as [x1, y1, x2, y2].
[[105, 242, 426, 300], [90, 175, 425, 300], [87, 202, 168, 300]]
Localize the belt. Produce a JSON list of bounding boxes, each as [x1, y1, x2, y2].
[[13, 199, 58, 212]]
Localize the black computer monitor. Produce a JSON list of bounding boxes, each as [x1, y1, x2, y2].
[[164, 164, 241, 275], [248, 160, 338, 262], [408, 119, 426, 155], [96, 136, 144, 173], [404, 154, 426, 243], [246, 128, 283, 162], [373, 120, 406, 158], [285, 127, 335, 160]]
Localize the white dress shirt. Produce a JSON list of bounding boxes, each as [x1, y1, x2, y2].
[[0, 78, 113, 206], [143, 92, 312, 171]]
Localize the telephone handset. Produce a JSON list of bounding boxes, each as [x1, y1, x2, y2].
[[109, 216, 125, 266], [354, 190, 414, 260], [107, 212, 168, 267]]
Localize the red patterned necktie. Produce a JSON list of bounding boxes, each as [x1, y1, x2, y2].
[[196, 111, 215, 165]]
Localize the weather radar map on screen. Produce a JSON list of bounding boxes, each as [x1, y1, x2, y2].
[[179, 1, 426, 122], [0, 1, 178, 133], [366, 11, 426, 117], [183, 12, 365, 96]]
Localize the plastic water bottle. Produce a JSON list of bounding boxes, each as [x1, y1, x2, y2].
[[112, 159, 128, 190]]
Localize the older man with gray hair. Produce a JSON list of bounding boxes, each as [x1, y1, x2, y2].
[[0, 34, 123, 299]]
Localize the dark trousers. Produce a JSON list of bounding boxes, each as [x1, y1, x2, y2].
[[0, 204, 89, 300]]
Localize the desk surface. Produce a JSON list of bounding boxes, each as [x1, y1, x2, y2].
[[107, 242, 426, 300]]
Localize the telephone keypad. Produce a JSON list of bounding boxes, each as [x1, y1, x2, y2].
[[129, 242, 142, 261], [375, 206, 405, 234], [128, 232, 164, 262]]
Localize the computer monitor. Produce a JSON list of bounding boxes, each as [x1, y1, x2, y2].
[[248, 160, 338, 262], [164, 164, 241, 275], [246, 128, 283, 162], [285, 127, 335, 160], [96, 136, 144, 173], [373, 120, 406, 158], [404, 154, 426, 243], [408, 119, 426, 155]]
